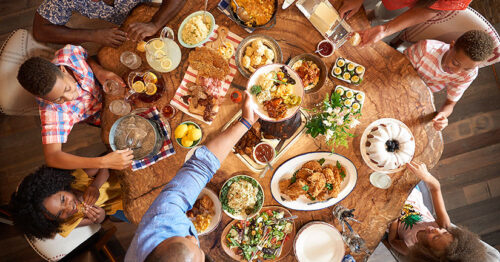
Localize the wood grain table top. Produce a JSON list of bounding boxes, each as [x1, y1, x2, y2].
[[97, 1, 443, 260]]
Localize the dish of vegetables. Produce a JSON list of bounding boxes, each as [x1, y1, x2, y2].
[[331, 57, 365, 85], [219, 175, 264, 220], [221, 206, 296, 262]]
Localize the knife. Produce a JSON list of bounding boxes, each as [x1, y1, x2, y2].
[[282, 0, 295, 9], [275, 138, 286, 152], [230, 82, 246, 91]]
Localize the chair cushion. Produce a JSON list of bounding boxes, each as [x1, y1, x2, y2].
[[0, 29, 55, 115], [25, 224, 101, 262], [400, 7, 500, 67]]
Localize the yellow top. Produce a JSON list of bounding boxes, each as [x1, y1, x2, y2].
[[59, 169, 123, 237]]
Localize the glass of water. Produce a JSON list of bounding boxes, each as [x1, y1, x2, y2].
[[103, 79, 124, 95], [120, 51, 142, 70], [109, 100, 132, 116], [369, 171, 392, 189]]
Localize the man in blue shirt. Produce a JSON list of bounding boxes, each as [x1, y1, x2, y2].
[[33, 0, 186, 47], [125, 93, 259, 262]]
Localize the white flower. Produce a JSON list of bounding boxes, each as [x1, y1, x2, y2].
[[349, 119, 360, 128], [323, 120, 332, 127], [333, 107, 341, 114], [326, 107, 333, 114], [336, 118, 344, 126], [327, 116, 335, 123], [326, 129, 334, 140]]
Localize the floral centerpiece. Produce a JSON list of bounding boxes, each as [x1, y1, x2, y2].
[[305, 88, 363, 151]]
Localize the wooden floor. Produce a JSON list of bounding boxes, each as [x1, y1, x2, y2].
[[1, 1, 499, 261]]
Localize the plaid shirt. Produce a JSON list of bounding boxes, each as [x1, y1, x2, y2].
[[37, 45, 102, 144], [404, 40, 477, 102]]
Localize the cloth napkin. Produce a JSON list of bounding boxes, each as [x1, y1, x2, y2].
[[131, 107, 175, 171], [217, 0, 255, 33]]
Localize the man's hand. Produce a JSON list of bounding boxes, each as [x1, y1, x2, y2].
[[127, 22, 159, 42], [432, 111, 448, 131], [93, 28, 128, 48], [339, 0, 364, 20], [83, 185, 100, 206], [101, 149, 134, 170], [84, 206, 106, 224], [95, 69, 126, 88], [358, 25, 387, 47], [242, 91, 259, 125]]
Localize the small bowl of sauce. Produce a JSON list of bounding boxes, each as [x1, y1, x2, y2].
[[162, 104, 177, 119], [316, 40, 334, 58], [253, 142, 275, 165]]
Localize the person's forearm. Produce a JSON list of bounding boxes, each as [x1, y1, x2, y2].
[[439, 99, 456, 117], [44, 148, 104, 169], [383, 6, 439, 37], [90, 169, 109, 189], [427, 181, 451, 228], [151, 0, 187, 30], [206, 121, 249, 163], [87, 57, 106, 82], [33, 13, 95, 44]]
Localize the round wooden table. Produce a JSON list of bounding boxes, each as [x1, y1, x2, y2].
[[97, 1, 443, 261]]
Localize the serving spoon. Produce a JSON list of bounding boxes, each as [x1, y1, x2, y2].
[[231, 0, 251, 23], [259, 154, 274, 178]]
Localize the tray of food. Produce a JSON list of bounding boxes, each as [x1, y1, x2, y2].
[[331, 57, 365, 85], [222, 109, 309, 173], [288, 53, 327, 93], [170, 25, 242, 124], [247, 64, 304, 122], [235, 34, 283, 78], [334, 85, 365, 113], [186, 188, 222, 236], [219, 175, 264, 220], [270, 152, 357, 211], [221, 206, 296, 261]]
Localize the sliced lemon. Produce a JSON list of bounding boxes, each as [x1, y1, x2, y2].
[[131, 81, 145, 93], [136, 41, 147, 52], [145, 83, 157, 95], [151, 39, 165, 50], [160, 58, 172, 70], [143, 72, 158, 84], [154, 49, 166, 60]]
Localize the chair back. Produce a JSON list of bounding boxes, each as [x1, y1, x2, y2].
[[400, 7, 500, 67], [0, 29, 55, 116], [25, 224, 101, 262]]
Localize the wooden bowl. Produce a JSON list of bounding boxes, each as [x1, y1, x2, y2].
[[288, 53, 327, 93]]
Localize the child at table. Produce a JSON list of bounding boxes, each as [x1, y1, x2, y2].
[[17, 44, 133, 170], [404, 30, 495, 131], [9, 166, 124, 239], [387, 161, 486, 261]]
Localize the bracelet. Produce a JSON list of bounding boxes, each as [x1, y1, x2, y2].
[[239, 117, 252, 130]]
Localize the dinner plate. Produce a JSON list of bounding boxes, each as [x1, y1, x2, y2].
[[359, 118, 415, 173], [270, 152, 357, 211], [221, 206, 296, 262], [294, 221, 345, 262], [194, 188, 222, 236], [247, 64, 304, 122]]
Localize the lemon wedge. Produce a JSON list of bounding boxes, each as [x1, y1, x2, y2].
[[145, 83, 157, 95], [161, 58, 172, 70], [154, 49, 166, 60], [131, 81, 145, 93], [143, 72, 158, 84], [151, 39, 165, 50]]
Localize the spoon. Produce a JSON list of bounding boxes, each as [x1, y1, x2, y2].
[[259, 154, 273, 178], [203, 0, 208, 21], [231, 0, 251, 23]]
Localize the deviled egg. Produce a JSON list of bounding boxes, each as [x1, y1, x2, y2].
[[355, 66, 365, 75]]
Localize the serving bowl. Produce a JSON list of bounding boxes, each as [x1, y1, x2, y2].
[[288, 53, 327, 93], [175, 121, 203, 149], [178, 11, 216, 48], [219, 175, 264, 220], [235, 34, 283, 78]]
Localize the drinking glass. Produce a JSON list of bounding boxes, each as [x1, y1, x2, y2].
[[103, 79, 124, 95], [109, 100, 132, 116], [120, 51, 142, 70], [369, 171, 392, 189]]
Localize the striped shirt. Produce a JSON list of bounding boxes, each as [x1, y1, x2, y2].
[[37, 45, 102, 144], [404, 40, 477, 102]]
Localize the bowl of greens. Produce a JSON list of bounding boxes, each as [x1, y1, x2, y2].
[[219, 175, 264, 220]]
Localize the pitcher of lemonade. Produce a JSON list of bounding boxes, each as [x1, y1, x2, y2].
[[145, 26, 181, 73]]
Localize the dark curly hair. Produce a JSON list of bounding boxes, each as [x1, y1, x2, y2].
[[408, 226, 486, 262], [17, 57, 62, 97], [9, 166, 75, 239], [455, 30, 495, 62]]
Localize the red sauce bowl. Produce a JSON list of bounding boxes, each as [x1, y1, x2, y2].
[[316, 40, 334, 58], [253, 142, 275, 165]]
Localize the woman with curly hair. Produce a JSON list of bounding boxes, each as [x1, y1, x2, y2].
[[10, 166, 123, 239], [387, 161, 486, 262]]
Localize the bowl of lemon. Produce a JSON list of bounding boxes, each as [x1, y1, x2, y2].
[[175, 121, 203, 148]]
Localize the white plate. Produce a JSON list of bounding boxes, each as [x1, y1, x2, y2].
[[294, 221, 345, 262], [359, 118, 415, 173], [194, 188, 222, 236], [270, 152, 357, 211], [247, 64, 304, 122]]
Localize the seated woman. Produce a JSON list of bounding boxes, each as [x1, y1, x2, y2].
[[388, 161, 486, 261], [9, 166, 123, 239], [339, 0, 472, 46]]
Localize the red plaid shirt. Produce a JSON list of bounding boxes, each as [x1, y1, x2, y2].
[[37, 45, 102, 144], [405, 40, 477, 102]]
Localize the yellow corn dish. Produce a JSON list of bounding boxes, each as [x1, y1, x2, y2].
[[231, 0, 275, 26]]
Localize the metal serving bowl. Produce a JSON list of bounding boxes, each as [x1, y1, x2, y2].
[[228, 0, 278, 30], [235, 34, 283, 78], [288, 53, 327, 94]]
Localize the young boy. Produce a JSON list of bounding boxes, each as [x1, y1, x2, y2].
[[17, 45, 133, 170], [404, 30, 495, 131]]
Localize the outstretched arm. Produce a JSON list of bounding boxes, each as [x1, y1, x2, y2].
[[407, 161, 451, 229], [388, 220, 410, 255]]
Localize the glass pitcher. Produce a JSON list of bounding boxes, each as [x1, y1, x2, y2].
[[145, 26, 182, 73]]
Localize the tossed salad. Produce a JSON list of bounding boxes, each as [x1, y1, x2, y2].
[[226, 209, 293, 261]]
